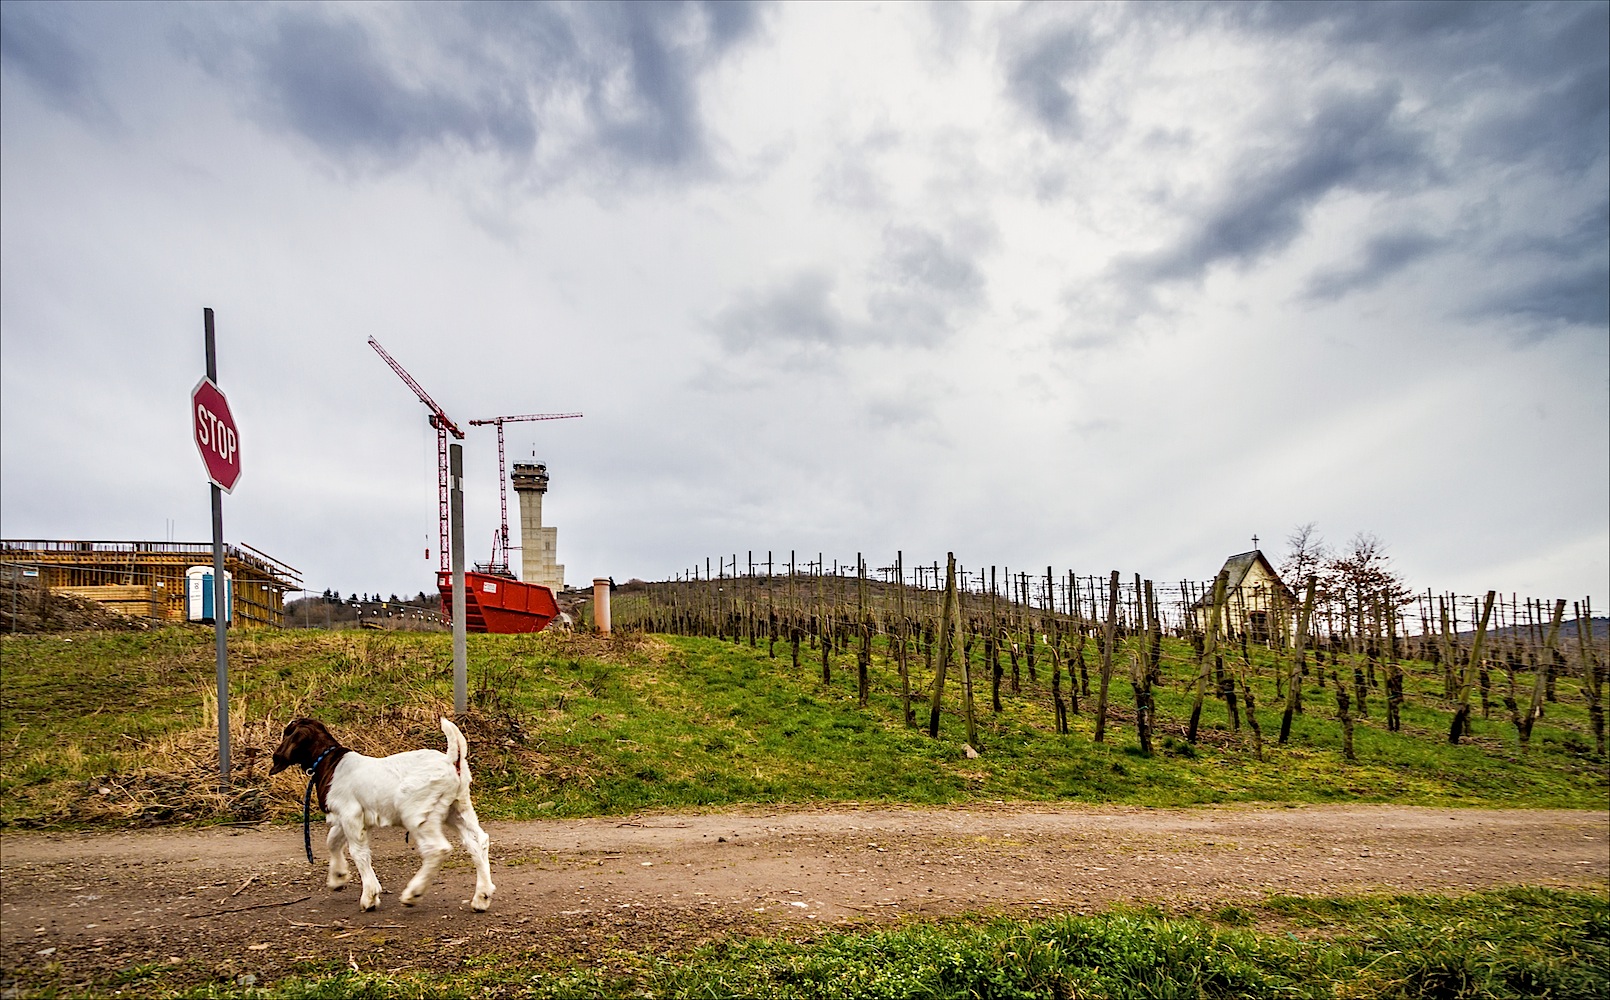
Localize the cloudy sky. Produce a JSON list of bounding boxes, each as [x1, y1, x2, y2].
[[2, 1, 1606, 608]]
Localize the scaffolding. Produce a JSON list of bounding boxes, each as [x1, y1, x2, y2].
[[0, 540, 301, 628]]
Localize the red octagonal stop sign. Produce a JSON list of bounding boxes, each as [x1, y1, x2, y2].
[[192, 377, 242, 493]]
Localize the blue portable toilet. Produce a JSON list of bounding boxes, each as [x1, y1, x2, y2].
[[185, 566, 233, 624]]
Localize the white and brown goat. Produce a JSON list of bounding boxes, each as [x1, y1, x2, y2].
[[270, 717, 495, 912]]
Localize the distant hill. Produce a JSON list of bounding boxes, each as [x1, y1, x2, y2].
[[1455, 617, 1608, 642]]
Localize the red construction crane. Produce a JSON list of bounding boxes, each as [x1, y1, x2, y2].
[[468, 411, 583, 572], [367, 337, 465, 573]]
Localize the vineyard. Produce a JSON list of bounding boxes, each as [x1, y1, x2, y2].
[[610, 550, 1608, 765], [3, 555, 1605, 999]]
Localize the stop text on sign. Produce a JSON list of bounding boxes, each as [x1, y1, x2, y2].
[[191, 377, 242, 492], [196, 405, 236, 461]]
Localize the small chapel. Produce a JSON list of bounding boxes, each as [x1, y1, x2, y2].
[[1197, 537, 1296, 644]]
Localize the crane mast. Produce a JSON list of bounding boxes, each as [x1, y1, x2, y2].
[[468, 411, 583, 572], [367, 337, 465, 573]]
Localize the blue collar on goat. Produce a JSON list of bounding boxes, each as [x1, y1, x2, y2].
[[303, 746, 338, 865]]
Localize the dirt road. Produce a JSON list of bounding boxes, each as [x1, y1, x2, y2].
[[3, 804, 1606, 992]]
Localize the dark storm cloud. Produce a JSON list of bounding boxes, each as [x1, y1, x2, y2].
[[1123, 86, 1429, 285], [1472, 200, 1610, 331], [712, 225, 988, 362], [866, 224, 987, 345], [711, 271, 844, 357], [184, 1, 763, 175], [587, 0, 760, 168], [1237, 0, 1608, 173], [1303, 229, 1441, 301], [880, 225, 984, 301], [1464, 62, 1609, 173], [1483, 266, 1610, 333], [1238, 0, 1514, 46], [1105, 1, 1605, 319], [0, 1, 111, 123], [1001, 19, 1100, 140], [230, 9, 536, 163]]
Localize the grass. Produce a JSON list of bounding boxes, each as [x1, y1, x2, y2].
[[0, 625, 1605, 827], [4, 627, 1606, 999], [35, 886, 1610, 999]]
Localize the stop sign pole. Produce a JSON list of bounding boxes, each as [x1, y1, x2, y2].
[[198, 307, 233, 790]]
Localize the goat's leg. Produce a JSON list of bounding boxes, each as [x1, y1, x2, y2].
[[451, 803, 496, 911], [399, 818, 452, 906], [325, 824, 351, 891], [343, 824, 383, 911]]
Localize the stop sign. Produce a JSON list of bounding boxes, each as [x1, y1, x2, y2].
[[192, 377, 242, 492]]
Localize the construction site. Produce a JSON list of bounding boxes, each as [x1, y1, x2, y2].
[[0, 539, 300, 628]]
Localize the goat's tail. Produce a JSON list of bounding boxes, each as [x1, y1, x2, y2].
[[441, 716, 472, 794]]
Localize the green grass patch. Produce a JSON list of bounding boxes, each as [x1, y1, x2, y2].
[[47, 887, 1610, 999], [0, 626, 1605, 828]]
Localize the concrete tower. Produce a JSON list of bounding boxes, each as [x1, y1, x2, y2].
[[511, 462, 564, 591]]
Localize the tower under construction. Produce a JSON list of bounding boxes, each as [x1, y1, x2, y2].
[[511, 463, 564, 591]]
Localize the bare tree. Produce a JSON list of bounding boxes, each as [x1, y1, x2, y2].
[[1326, 532, 1410, 612], [1280, 523, 1329, 588]]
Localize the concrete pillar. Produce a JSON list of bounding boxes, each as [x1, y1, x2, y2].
[[592, 578, 611, 634], [511, 462, 564, 591]]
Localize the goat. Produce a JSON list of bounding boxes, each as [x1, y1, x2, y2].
[[269, 717, 495, 913]]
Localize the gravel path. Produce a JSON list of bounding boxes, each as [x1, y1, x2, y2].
[[3, 804, 1605, 991]]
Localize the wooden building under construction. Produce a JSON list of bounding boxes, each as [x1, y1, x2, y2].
[[1, 540, 300, 628]]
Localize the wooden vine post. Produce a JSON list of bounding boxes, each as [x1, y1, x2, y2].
[[1279, 576, 1317, 745], [789, 551, 801, 670], [989, 567, 1003, 713], [959, 566, 979, 748], [1333, 663, 1355, 761], [1576, 600, 1604, 756], [928, 553, 958, 738], [856, 554, 870, 708], [1049, 640, 1069, 734], [1132, 579, 1157, 755], [1145, 578, 1163, 684], [767, 551, 776, 659], [1384, 597, 1403, 732], [1450, 590, 1497, 744], [1188, 570, 1229, 744], [1023, 571, 1036, 688], [1519, 599, 1566, 748], [1352, 588, 1370, 719], [894, 551, 913, 726], [1222, 587, 1243, 732], [817, 556, 831, 685], [1232, 590, 1265, 761], [1093, 570, 1120, 743], [961, 609, 979, 748], [1070, 572, 1089, 699], [1438, 596, 1456, 700]]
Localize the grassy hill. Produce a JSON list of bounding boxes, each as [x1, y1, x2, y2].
[[1, 625, 1604, 829]]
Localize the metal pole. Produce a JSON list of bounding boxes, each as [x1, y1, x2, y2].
[[205, 307, 230, 789], [450, 443, 467, 714]]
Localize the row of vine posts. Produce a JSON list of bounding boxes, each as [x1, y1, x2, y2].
[[610, 550, 1607, 761]]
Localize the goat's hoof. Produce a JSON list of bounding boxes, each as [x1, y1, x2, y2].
[[472, 893, 493, 912], [400, 893, 421, 907], [360, 899, 379, 912]]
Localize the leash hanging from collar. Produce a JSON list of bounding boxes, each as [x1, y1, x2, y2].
[[302, 746, 337, 865]]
